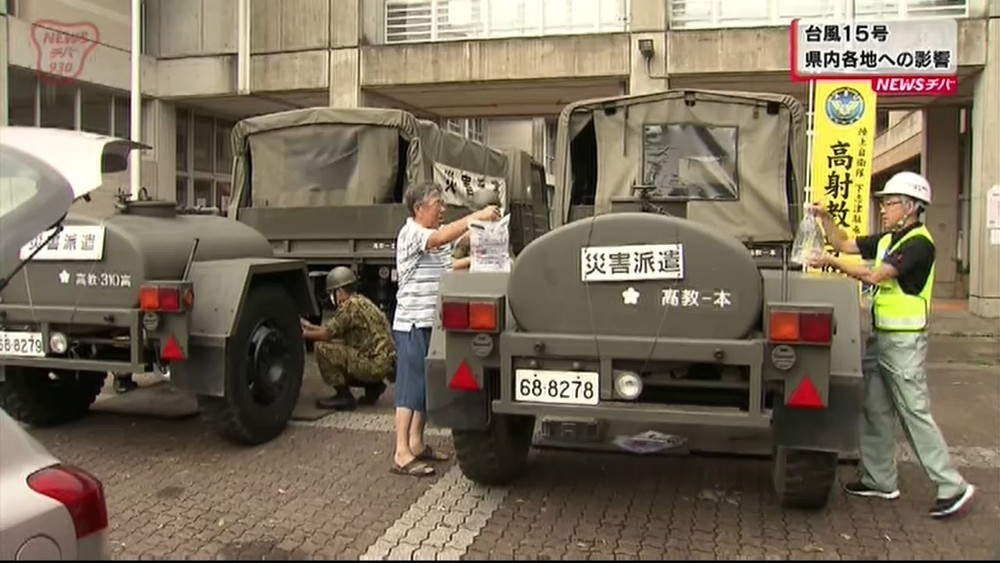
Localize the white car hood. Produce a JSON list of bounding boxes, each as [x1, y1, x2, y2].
[[0, 127, 147, 201]]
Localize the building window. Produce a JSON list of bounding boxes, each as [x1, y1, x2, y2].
[[38, 83, 75, 129], [8, 67, 37, 126], [446, 117, 485, 143], [80, 87, 113, 135], [113, 96, 131, 139], [875, 110, 890, 134], [176, 108, 189, 172], [192, 115, 215, 173], [175, 108, 234, 211], [6, 66, 139, 140]]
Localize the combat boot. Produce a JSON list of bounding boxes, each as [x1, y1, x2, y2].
[[358, 382, 386, 405], [315, 386, 356, 411]]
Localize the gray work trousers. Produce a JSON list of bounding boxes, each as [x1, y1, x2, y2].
[[860, 330, 967, 499]]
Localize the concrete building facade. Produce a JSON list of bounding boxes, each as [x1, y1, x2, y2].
[[1, 0, 998, 317]]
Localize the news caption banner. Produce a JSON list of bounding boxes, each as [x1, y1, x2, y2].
[[790, 18, 959, 96]]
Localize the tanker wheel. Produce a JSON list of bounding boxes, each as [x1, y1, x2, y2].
[[0, 367, 106, 427], [198, 283, 305, 446], [452, 412, 535, 486], [772, 446, 839, 510]]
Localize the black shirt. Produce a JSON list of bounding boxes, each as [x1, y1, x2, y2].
[[855, 222, 936, 296]]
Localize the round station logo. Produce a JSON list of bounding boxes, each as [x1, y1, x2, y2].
[[824, 86, 866, 126]]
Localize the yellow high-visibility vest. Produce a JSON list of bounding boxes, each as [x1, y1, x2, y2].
[[872, 225, 935, 332]]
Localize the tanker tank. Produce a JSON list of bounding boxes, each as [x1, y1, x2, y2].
[[1, 201, 275, 310], [506, 212, 763, 340]]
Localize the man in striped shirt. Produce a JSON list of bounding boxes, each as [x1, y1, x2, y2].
[[391, 182, 500, 476]]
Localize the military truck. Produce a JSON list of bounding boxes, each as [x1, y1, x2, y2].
[[228, 107, 552, 324], [0, 128, 318, 446], [426, 89, 865, 510]]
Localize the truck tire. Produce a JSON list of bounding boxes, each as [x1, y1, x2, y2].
[[0, 367, 105, 427], [198, 283, 305, 446], [452, 413, 535, 486], [772, 446, 839, 510]]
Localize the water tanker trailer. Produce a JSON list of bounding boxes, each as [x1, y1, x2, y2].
[[425, 89, 866, 510], [0, 128, 317, 446]]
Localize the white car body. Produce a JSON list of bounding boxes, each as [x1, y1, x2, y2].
[[0, 409, 110, 560], [0, 127, 140, 560]]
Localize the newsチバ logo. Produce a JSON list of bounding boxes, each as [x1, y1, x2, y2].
[[30, 20, 100, 87], [824, 86, 866, 126]]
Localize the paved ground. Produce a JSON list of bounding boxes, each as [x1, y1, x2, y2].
[[22, 330, 1000, 561]]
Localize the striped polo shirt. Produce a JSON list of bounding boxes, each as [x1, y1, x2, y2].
[[392, 218, 454, 332]]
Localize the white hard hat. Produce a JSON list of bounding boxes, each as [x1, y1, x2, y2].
[[874, 171, 932, 205]]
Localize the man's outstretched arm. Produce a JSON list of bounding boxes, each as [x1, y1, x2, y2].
[[811, 204, 860, 255]]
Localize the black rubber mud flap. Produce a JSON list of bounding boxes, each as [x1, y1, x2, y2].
[[452, 412, 535, 486], [198, 283, 305, 446], [0, 367, 105, 427], [772, 445, 839, 510]]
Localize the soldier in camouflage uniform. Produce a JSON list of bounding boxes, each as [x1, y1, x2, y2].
[[301, 267, 396, 411], [452, 189, 502, 267]]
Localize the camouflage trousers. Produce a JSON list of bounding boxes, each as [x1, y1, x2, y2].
[[314, 342, 392, 388]]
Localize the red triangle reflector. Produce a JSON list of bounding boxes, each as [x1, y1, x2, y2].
[[449, 360, 480, 392], [788, 375, 824, 409], [161, 335, 185, 361]]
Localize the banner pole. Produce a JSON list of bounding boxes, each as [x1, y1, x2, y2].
[[803, 77, 817, 273]]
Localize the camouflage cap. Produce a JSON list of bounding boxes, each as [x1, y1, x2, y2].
[[468, 189, 500, 211], [325, 266, 357, 291]]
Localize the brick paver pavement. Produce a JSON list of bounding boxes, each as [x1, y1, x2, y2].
[[20, 335, 1000, 560], [29, 412, 451, 560]]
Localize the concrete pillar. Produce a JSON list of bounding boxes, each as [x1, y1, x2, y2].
[[968, 17, 1000, 318], [920, 106, 961, 299], [142, 99, 176, 200], [330, 0, 363, 107], [628, 0, 668, 95]]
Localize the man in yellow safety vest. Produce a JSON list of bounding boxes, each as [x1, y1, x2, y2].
[[807, 170, 975, 520]]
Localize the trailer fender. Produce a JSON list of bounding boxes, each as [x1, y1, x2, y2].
[[426, 271, 514, 431], [169, 257, 318, 397], [426, 326, 491, 431], [772, 375, 863, 455]]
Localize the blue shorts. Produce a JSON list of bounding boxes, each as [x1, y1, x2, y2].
[[393, 325, 432, 412]]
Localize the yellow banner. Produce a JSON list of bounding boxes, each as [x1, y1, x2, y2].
[[808, 80, 877, 276]]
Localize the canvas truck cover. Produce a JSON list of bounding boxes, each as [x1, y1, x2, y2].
[[553, 89, 807, 243], [229, 107, 509, 216]]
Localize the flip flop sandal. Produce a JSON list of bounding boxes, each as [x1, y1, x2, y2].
[[416, 446, 450, 462], [390, 459, 435, 477]]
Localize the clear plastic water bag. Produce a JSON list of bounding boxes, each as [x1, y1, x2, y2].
[[790, 211, 825, 266]]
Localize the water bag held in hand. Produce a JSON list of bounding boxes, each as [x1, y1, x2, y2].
[[790, 213, 825, 265]]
